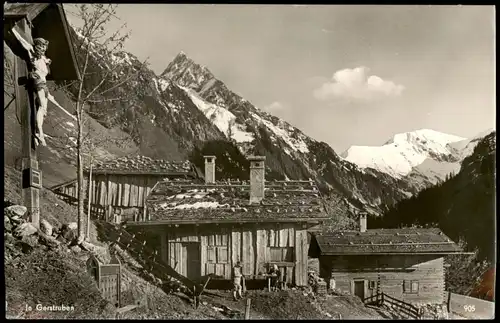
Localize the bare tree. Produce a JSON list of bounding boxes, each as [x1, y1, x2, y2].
[[59, 4, 148, 240]]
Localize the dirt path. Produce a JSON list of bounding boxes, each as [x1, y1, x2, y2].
[[200, 291, 271, 319]]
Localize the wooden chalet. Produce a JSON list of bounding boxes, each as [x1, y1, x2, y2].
[[50, 156, 200, 221], [308, 215, 464, 305], [126, 156, 329, 287]]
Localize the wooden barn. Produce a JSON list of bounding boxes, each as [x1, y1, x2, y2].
[[308, 215, 464, 305], [126, 156, 329, 287], [50, 156, 200, 221]]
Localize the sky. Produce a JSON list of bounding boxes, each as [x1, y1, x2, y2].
[[65, 5, 495, 153]]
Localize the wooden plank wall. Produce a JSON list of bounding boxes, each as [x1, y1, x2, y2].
[[166, 227, 232, 279], [324, 255, 446, 304], [87, 174, 159, 208], [161, 224, 309, 286], [294, 228, 308, 286]]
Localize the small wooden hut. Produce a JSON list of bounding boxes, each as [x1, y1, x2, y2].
[[126, 156, 329, 287], [308, 215, 464, 305], [50, 156, 200, 221]]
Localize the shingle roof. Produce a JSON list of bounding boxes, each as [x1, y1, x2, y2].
[[4, 3, 81, 81], [144, 179, 328, 223], [4, 3, 49, 20], [311, 228, 463, 255], [87, 156, 197, 176]]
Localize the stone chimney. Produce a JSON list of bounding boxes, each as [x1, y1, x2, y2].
[[204, 156, 216, 183], [248, 156, 266, 204], [359, 213, 367, 233]]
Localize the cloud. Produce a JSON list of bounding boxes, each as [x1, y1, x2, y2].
[[263, 101, 286, 112], [313, 66, 405, 102]]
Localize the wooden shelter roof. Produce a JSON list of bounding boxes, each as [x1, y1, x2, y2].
[[4, 3, 48, 20], [141, 179, 328, 224], [4, 3, 80, 80], [309, 228, 463, 256]]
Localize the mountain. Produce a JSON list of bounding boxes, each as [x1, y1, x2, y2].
[[154, 50, 417, 216], [342, 129, 491, 190], [369, 131, 496, 261], [4, 28, 450, 222]]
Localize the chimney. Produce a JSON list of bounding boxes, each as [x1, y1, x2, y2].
[[248, 156, 266, 203], [204, 156, 216, 183], [359, 213, 367, 233]]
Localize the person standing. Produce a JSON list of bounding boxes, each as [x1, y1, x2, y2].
[[232, 261, 244, 301], [267, 264, 282, 291]]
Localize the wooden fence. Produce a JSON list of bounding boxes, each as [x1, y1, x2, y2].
[[86, 254, 122, 307], [445, 291, 495, 319], [364, 292, 423, 319]]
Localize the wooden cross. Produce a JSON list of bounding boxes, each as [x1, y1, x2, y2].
[[12, 17, 42, 229], [5, 3, 81, 230]]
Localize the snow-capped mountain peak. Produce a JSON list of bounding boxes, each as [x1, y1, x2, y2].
[[342, 129, 467, 179], [385, 129, 465, 147], [160, 51, 215, 92]]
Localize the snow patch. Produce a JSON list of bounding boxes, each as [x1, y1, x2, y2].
[[111, 52, 133, 65], [173, 201, 228, 209], [68, 136, 77, 146], [180, 87, 254, 143], [154, 78, 170, 92], [251, 113, 309, 154]]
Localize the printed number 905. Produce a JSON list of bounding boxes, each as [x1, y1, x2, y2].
[[464, 305, 475, 312]]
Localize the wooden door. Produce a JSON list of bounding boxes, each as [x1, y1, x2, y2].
[[354, 280, 365, 299], [182, 242, 201, 280]]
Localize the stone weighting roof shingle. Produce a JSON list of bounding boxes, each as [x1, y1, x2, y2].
[[143, 179, 328, 224], [310, 228, 463, 255], [86, 156, 197, 176]]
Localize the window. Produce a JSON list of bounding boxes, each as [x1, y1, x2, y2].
[[206, 233, 228, 264], [403, 280, 419, 294], [270, 247, 294, 262], [254, 162, 260, 167], [207, 246, 228, 264], [411, 281, 419, 293], [368, 280, 376, 290]]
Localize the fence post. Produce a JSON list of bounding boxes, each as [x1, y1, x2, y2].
[[245, 298, 251, 320]]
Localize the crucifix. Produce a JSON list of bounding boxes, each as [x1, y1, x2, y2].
[[12, 18, 43, 228], [4, 3, 81, 229]]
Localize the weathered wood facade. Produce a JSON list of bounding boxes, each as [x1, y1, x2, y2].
[[319, 255, 446, 304], [128, 156, 328, 287], [309, 227, 464, 305], [50, 156, 200, 221], [154, 223, 311, 286]]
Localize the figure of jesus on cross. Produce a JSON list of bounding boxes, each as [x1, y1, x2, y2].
[[12, 29, 72, 147], [29, 37, 51, 146]]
